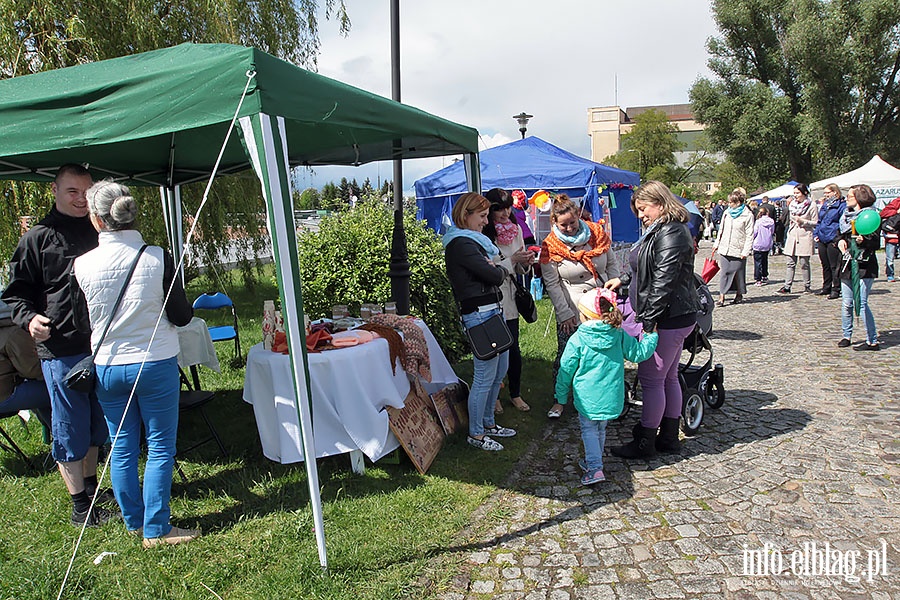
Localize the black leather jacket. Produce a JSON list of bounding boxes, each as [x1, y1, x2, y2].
[[444, 237, 509, 314], [620, 221, 699, 330]]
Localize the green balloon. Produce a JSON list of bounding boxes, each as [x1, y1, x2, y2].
[[855, 210, 881, 236]]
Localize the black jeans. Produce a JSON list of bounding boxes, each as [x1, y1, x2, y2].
[[506, 318, 522, 397], [753, 250, 770, 281], [818, 239, 842, 293]]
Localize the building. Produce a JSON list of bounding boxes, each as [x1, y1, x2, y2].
[[587, 103, 721, 195]]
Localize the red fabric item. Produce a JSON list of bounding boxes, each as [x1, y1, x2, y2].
[[700, 257, 720, 284], [304, 329, 332, 352]]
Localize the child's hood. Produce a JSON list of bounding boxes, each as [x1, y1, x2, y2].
[[577, 320, 619, 349]]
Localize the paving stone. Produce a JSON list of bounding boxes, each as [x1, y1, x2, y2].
[[431, 248, 900, 599]]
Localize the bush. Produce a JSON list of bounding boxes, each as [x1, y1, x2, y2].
[[296, 198, 468, 362]]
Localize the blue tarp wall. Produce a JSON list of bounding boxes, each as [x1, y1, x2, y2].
[[414, 137, 642, 242]]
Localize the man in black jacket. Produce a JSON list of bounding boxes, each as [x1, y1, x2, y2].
[[1, 164, 116, 527]]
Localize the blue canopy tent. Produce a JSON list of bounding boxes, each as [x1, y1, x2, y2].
[[414, 137, 642, 242]]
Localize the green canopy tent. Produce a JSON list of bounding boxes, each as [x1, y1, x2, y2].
[[0, 42, 480, 568]]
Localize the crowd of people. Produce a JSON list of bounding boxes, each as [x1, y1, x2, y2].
[[445, 178, 892, 484]]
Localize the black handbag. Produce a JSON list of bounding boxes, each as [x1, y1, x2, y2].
[[465, 312, 514, 360], [510, 276, 538, 323], [65, 245, 148, 393]]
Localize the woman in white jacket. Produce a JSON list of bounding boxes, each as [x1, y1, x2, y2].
[[712, 189, 755, 306], [74, 181, 198, 548]]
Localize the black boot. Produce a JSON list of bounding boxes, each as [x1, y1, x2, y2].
[[612, 424, 658, 459], [655, 417, 681, 454]]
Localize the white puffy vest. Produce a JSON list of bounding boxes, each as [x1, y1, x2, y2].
[[74, 230, 180, 366]]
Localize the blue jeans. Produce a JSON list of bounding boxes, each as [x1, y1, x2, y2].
[[41, 354, 108, 462], [578, 413, 607, 471], [841, 278, 877, 345], [461, 308, 509, 438], [886, 241, 896, 279], [0, 379, 52, 425], [96, 357, 180, 538]]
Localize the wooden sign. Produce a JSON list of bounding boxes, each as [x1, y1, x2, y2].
[[387, 378, 445, 474], [430, 381, 469, 435]]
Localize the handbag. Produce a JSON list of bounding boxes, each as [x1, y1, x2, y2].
[[700, 257, 720, 284], [465, 312, 514, 360], [65, 245, 148, 393], [510, 276, 538, 323]]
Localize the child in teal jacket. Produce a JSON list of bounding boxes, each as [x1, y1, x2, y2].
[[555, 287, 658, 485]]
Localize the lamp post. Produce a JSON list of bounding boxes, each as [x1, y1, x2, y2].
[[388, 0, 411, 315], [513, 112, 533, 139]]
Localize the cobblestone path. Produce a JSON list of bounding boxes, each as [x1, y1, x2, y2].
[[437, 247, 900, 599]]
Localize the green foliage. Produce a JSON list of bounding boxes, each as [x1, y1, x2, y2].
[[0, 0, 349, 281], [604, 109, 685, 185], [691, 0, 900, 183], [296, 197, 468, 362], [296, 187, 322, 210]]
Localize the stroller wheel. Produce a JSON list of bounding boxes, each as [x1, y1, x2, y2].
[[704, 364, 725, 409], [681, 388, 704, 436]]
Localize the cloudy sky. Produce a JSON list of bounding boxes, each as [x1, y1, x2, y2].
[[297, 1, 720, 195]]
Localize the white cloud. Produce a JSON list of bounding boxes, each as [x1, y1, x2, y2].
[[305, 1, 719, 194]]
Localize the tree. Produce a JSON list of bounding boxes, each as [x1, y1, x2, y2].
[[604, 110, 685, 185], [0, 1, 349, 275], [690, 0, 900, 183], [296, 187, 321, 211]]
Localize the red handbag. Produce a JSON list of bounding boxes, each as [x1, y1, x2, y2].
[[700, 257, 720, 284]]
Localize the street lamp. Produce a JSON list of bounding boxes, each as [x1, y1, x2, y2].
[[513, 112, 533, 139]]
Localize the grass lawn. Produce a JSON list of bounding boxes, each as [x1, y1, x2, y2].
[[0, 268, 560, 599]]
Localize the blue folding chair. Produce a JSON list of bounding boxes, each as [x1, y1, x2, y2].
[[192, 292, 242, 361]]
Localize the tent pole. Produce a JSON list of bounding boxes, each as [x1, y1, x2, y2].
[[239, 113, 328, 569], [388, 0, 411, 315], [159, 185, 185, 284]]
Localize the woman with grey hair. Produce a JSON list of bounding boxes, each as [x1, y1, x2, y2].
[[73, 180, 198, 547]]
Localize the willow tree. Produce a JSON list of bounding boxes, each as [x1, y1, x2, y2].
[[0, 0, 349, 282], [690, 0, 900, 184]]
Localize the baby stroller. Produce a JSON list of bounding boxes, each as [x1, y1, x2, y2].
[[619, 273, 725, 436]]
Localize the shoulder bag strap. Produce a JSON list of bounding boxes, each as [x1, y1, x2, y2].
[[89, 244, 148, 360]]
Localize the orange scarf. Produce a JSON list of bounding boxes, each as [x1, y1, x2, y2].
[[541, 220, 611, 281]]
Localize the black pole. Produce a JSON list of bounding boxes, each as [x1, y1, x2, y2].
[[388, 0, 411, 314]]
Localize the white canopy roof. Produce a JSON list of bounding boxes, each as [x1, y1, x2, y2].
[[810, 155, 900, 207], [749, 181, 799, 201]]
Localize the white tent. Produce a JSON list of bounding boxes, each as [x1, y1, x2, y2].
[[810, 155, 900, 208], [749, 180, 800, 202]]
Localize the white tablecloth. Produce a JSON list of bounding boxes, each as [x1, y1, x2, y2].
[[242, 319, 457, 464], [176, 317, 221, 373]]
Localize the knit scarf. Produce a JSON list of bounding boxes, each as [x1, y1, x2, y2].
[[542, 220, 611, 280], [442, 226, 499, 258], [494, 220, 519, 246], [839, 207, 856, 234], [728, 204, 745, 219], [789, 197, 811, 217]]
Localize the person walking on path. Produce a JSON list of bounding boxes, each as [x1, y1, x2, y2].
[[751, 206, 775, 285], [443, 193, 516, 452], [836, 184, 882, 351], [777, 183, 818, 294], [813, 183, 846, 299], [540, 194, 620, 420], [880, 196, 900, 282], [483, 188, 534, 413], [605, 181, 699, 459], [74, 181, 198, 547], [0, 163, 116, 528], [555, 287, 658, 485], [711, 188, 754, 306]]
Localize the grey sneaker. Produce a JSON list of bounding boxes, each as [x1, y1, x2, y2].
[[467, 435, 504, 451], [142, 526, 201, 549], [483, 425, 516, 438], [71, 505, 119, 528]]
